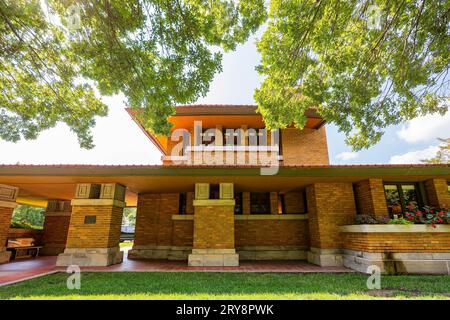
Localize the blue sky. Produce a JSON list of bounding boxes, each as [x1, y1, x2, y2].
[[0, 30, 448, 165]]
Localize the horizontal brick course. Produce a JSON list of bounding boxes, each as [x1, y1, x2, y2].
[[235, 220, 309, 247], [342, 232, 450, 252]]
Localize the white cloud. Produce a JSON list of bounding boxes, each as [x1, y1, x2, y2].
[[389, 145, 440, 164], [0, 95, 162, 165], [397, 111, 450, 144], [335, 151, 359, 161]]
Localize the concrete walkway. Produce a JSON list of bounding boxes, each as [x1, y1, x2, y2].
[[0, 249, 352, 286]]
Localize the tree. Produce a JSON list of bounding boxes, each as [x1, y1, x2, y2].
[[255, 0, 449, 150], [11, 205, 45, 229], [422, 138, 450, 164], [122, 207, 136, 227], [1, 0, 266, 148]]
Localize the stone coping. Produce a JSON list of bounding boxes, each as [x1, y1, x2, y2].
[[193, 199, 235, 206], [172, 215, 195, 220], [71, 199, 125, 207], [172, 214, 308, 221], [339, 224, 450, 233], [235, 214, 308, 220]]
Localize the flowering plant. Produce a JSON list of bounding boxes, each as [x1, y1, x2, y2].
[[404, 204, 450, 227]]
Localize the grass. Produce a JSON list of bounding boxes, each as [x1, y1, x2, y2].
[[119, 241, 133, 248], [1, 272, 449, 300]]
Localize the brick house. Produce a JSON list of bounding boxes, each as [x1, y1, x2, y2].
[[0, 104, 449, 274]]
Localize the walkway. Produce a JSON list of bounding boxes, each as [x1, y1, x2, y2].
[[0, 249, 352, 286]]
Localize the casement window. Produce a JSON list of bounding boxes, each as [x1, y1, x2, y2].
[[234, 192, 243, 215], [250, 192, 271, 214], [178, 193, 187, 215], [209, 184, 220, 199], [383, 183, 424, 217]]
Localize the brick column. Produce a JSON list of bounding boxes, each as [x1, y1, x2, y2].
[[270, 192, 278, 214], [188, 183, 238, 266], [425, 179, 450, 208], [354, 179, 389, 219], [56, 183, 126, 266], [306, 183, 356, 266], [242, 192, 250, 215], [128, 193, 181, 259], [0, 184, 19, 264], [41, 200, 72, 255]]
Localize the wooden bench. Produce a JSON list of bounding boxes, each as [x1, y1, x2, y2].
[[6, 238, 43, 260]]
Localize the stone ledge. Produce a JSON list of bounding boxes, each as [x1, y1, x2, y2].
[[343, 249, 450, 274], [71, 199, 125, 207], [56, 247, 123, 266], [188, 253, 239, 267], [339, 224, 450, 233], [193, 199, 235, 206], [172, 214, 194, 220], [235, 214, 308, 220], [171, 214, 309, 221], [307, 247, 343, 267]]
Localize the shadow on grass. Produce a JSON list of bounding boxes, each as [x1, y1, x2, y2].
[[0, 272, 449, 299]]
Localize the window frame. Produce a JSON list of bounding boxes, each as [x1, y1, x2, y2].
[[383, 182, 425, 216], [250, 192, 271, 215]]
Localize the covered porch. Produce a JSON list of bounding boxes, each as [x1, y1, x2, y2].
[[0, 164, 449, 274]]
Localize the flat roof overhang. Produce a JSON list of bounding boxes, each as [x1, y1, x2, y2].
[[0, 164, 448, 207]]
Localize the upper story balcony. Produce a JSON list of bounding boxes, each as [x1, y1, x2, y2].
[[127, 104, 329, 167]]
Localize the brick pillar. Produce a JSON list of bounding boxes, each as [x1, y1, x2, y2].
[[188, 183, 238, 266], [306, 183, 356, 266], [242, 192, 250, 215], [425, 179, 450, 208], [56, 183, 126, 266], [41, 200, 72, 255], [0, 184, 19, 264], [270, 192, 278, 214], [128, 193, 180, 259], [354, 179, 389, 219]]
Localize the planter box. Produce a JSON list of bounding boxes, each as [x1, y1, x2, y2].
[[339, 224, 450, 275], [339, 224, 450, 233]]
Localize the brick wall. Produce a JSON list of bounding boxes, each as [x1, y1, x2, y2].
[[235, 220, 309, 247], [354, 179, 388, 218], [284, 192, 306, 214], [425, 179, 450, 208], [306, 183, 356, 249], [281, 127, 329, 165], [342, 232, 450, 252], [171, 220, 193, 246], [134, 193, 179, 246], [65, 205, 123, 248], [193, 204, 235, 249], [42, 215, 71, 254], [0, 206, 14, 248]]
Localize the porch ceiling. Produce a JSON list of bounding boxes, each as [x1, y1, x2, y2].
[[0, 164, 448, 207]]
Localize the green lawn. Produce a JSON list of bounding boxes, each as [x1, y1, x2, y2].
[[1, 272, 449, 300]]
